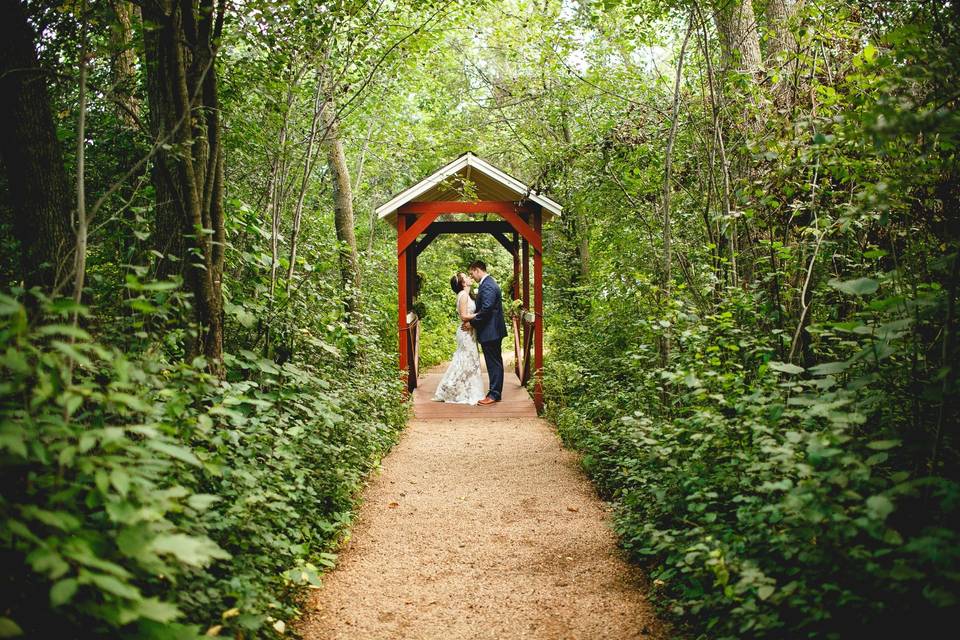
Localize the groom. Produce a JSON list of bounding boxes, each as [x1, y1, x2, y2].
[[465, 260, 507, 405]]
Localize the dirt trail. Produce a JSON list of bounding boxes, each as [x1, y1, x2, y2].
[[301, 386, 667, 639]]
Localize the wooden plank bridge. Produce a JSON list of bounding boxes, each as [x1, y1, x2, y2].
[[413, 354, 539, 420]]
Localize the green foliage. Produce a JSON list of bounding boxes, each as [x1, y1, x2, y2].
[[546, 278, 959, 637], [3, 0, 959, 637], [541, 3, 960, 637], [0, 295, 406, 637]]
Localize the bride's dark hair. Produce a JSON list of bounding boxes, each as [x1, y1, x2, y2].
[[450, 273, 465, 294]]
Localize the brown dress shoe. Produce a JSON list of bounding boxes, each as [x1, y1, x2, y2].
[[477, 397, 496, 406]]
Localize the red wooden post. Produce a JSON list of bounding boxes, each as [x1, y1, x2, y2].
[[397, 213, 409, 393], [521, 235, 530, 356], [512, 233, 521, 379], [407, 247, 417, 308], [533, 206, 544, 413], [512, 233, 520, 300]]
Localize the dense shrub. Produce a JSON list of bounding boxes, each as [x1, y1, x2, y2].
[[545, 279, 959, 638], [538, 8, 960, 637], [0, 295, 406, 638]]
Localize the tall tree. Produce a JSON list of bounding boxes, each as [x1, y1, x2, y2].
[[714, 0, 762, 74], [141, 0, 227, 370], [0, 0, 74, 296], [109, 0, 140, 128], [661, 18, 694, 365], [766, 0, 803, 108], [324, 96, 360, 320]]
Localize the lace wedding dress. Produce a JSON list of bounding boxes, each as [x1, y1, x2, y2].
[[433, 291, 486, 404]]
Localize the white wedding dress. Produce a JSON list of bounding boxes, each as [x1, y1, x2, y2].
[[433, 291, 486, 404]]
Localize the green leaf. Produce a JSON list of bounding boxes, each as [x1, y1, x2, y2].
[[0, 430, 27, 458], [50, 578, 79, 606], [146, 441, 201, 467], [768, 361, 804, 375], [866, 495, 894, 521], [683, 373, 701, 388], [150, 534, 230, 567], [135, 597, 182, 623], [808, 361, 850, 376], [64, 542, 132, 578], [26, 547, 69, 579], [0, 617, 23, 638], [0, 295, 23, 316], [22, 507, 81, 531], [109, 392, 151, 412], [866, 439, 900, 451], [111, 468, 131, 497], [83, 572, 141, 600], [50, 340, 92, 366], [828, 277, 879, 296], [5, 519, 37, 542], [186, 494, 221, 511], [757, 585, 775, 601], [36, 324, 92, 340]]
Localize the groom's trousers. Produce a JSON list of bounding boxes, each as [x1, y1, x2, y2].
[[480, 339, 504, 401]]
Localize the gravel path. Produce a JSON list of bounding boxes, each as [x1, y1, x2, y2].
[[301, 409, 667, 640]]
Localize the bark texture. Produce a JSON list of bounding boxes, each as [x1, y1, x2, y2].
[[766, 0, 803, 108], [110, 0, 140, 128], [324, 99, 361, 318], [714, 0, 763, 74], [0, 0, 74, 295], [141, 0, 226, 370]]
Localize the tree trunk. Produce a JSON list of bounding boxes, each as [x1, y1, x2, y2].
[[766, 0, 803, 109], [142, 1, 183, 279], [714, 0, 763, 74], [696, 5, 738, 288], [712, 0, 762, 286], [560, 108, 589, 282], [110, 1, 140, 128], [661, 18, 694, 366], [141, 0, 226, 372], [286, 74, 326, 292], [72, 10, 90, 313], [0, 0, 74, 296], [324, 98, 360, 320]]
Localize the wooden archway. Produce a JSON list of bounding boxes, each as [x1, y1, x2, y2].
[[376, 154, 561, 413]]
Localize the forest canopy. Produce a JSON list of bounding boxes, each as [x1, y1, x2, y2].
[[0, 0, 958, 638]]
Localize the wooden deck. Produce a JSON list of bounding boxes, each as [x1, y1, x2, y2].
[[413, 357, 538, 419]]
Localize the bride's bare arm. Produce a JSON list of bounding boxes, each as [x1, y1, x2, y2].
[[458, 291, 475, 322]]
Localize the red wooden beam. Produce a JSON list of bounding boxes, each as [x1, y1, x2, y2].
[[397, 214, 409, 393], [498, 207, 541, 252], [397, 211, 442, 254], [396, 201, 542, 253], [533, 206, 544, 413]]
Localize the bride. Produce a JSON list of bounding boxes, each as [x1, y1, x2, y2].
[[432, 272, 486, 405]]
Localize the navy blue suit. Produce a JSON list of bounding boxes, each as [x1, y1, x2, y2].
[[469, 275, 507, 400]]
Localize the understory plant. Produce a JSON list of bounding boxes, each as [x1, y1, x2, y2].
[[0, 294, 406, 638]]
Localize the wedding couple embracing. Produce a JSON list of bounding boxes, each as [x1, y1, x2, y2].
[[432, 260, 507, 407]]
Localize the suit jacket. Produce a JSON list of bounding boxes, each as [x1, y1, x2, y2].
[[470, 275, 508, 343]]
